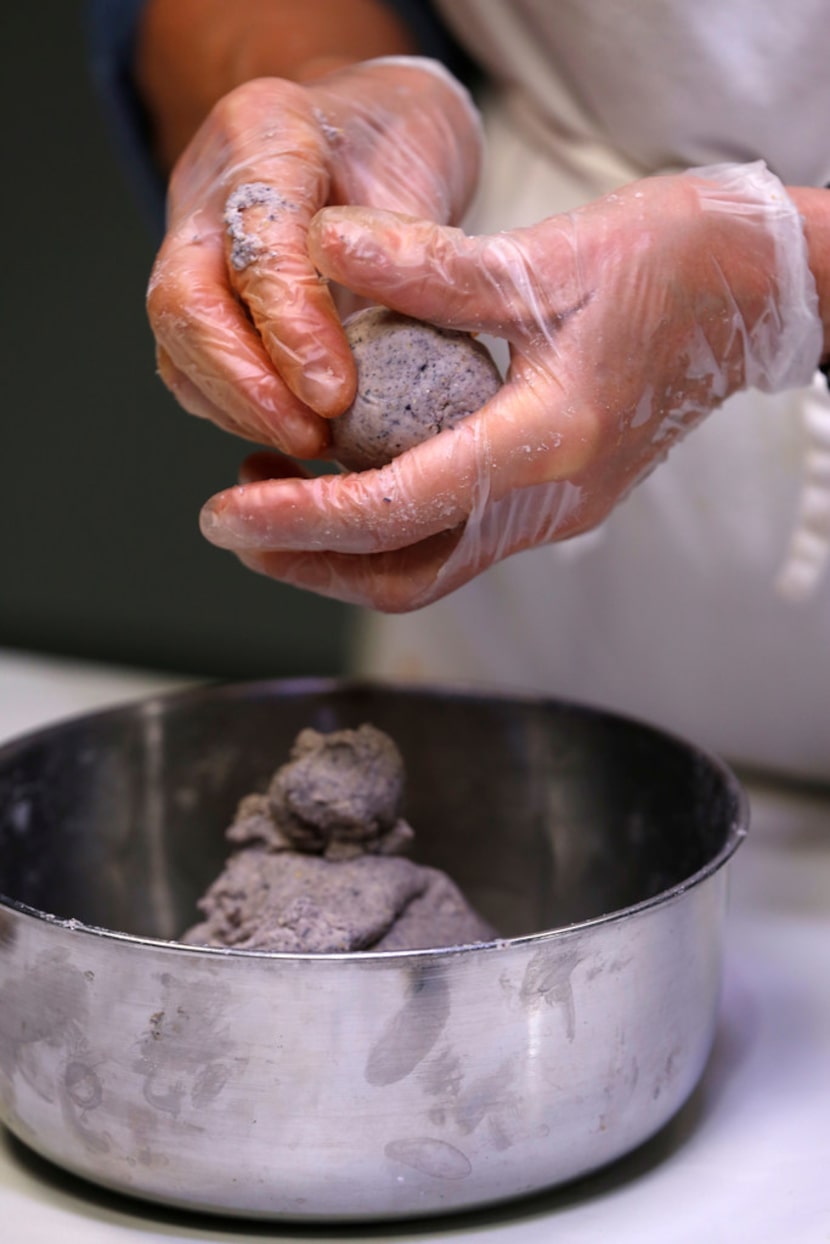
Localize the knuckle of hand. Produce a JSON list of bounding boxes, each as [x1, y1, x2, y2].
[[215, 78, 309, 141], [146, 273, 197, 336]]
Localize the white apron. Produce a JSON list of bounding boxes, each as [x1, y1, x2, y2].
[[355, 0, 830, 782]]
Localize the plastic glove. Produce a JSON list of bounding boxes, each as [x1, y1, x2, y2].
[[146, 57, 482, 457], [199, 162, 823, 610]]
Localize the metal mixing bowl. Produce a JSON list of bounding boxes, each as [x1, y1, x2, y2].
[[0, 679, 746, 1221]]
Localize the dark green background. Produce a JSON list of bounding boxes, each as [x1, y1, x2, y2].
[[0, 3, 353, 679]]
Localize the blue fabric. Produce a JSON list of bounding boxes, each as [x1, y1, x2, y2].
[[375, 1, 474, 77], [84, 0, 167, 231], [82, 0, 469, 238]]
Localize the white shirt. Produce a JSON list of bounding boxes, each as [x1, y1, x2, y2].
[[359, 0, 830, 781]]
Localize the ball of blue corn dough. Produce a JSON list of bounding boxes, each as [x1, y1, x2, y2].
[[331, 307, 502, 471]]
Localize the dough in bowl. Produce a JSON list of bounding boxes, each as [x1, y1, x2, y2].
[[181, 724, 497, 953]]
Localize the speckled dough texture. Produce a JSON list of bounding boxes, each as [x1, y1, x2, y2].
[[181, 724, 496, 953], [331, 307, 502, 471]]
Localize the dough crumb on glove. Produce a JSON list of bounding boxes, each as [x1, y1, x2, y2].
[[331, 307, 502, 471], [181, 724, 496, 952]]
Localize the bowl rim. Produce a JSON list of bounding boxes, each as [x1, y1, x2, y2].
[[0, 675, 749, 962]]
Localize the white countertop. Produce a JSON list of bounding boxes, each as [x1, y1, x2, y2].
[[1, 649, 828, 1243]]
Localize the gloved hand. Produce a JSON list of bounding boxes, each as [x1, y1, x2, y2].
[[146, 57, 482, 457], [199, 162, 823, 610]]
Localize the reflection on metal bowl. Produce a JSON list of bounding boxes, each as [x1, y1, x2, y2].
[[0, 679, 746, 1221]]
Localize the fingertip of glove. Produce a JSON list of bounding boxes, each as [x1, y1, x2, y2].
[[309, 206, 413, 259], [199, 498, 233, 547], [307, 208, 362, 262], [289, 367, 356, 420]]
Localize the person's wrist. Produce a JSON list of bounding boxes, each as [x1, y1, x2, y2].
[[359, 56, 482, 132], [135, 0, 418, 171], [687, 162, 823, 392], [785, 185, 830, 365], [307, 58, 483, 223]]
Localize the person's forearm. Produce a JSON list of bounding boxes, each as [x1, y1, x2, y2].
[[135, 0, 418, 172], [788, 187, 830, 360]]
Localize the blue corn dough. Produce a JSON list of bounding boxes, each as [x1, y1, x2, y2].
[[332, 308, 502, 471], [181, 725, 497, 952]]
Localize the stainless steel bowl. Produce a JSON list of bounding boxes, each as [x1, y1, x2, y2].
[[0, 679, 746, 1221]]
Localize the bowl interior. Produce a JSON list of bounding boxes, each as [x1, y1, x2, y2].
[[0, 680, 744, 943]]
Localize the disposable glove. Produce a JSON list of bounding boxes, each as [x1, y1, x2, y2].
[[146, 57, 482, 457], [200, 162, 823, 610]]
